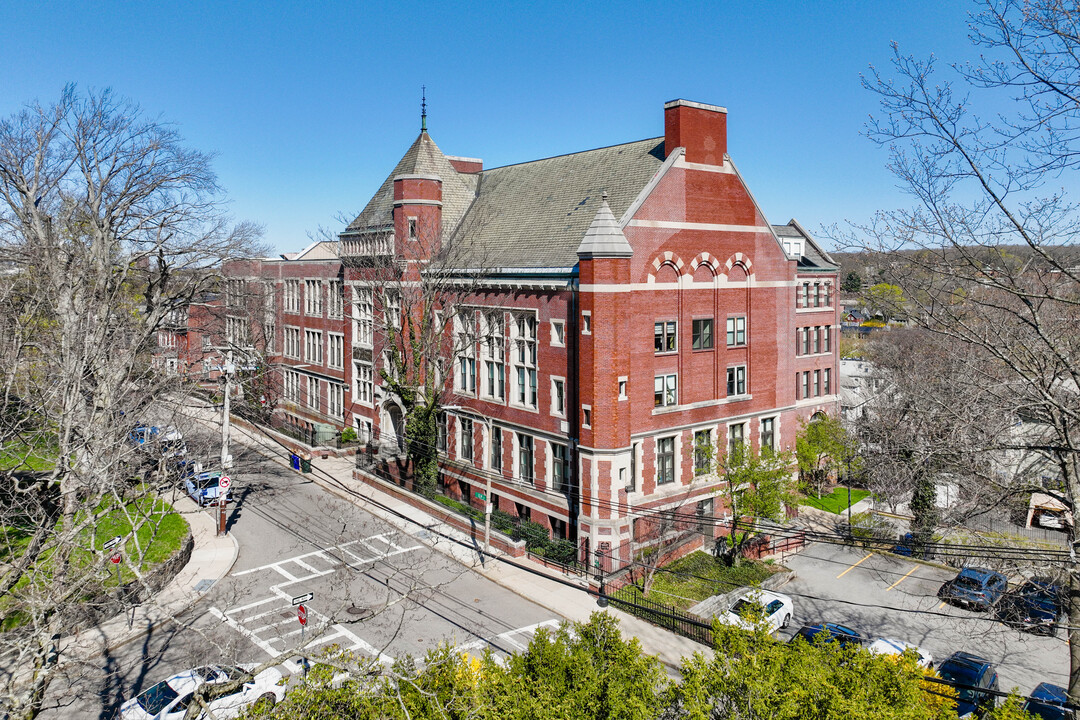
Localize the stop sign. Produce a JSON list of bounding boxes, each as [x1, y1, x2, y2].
[[110, 552, 122, 564], [297, 604, 307, 626]]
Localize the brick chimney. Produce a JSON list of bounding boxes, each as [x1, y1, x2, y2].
[[664, 99, 728, 165]]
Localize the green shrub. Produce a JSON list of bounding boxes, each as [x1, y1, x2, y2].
[[544, 539, 578, 565], [512, 520, 551, 550], [340, 427, 358, 443], [491, 509, 516, 534]]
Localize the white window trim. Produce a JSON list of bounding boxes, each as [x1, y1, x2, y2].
[[328, 332, 345, 370], [550, 375, 566, 418], [581, 310, 591, 335], [618, 377, 628, 401], [550, 319, 566, 347], [581, 404, 592, 428]]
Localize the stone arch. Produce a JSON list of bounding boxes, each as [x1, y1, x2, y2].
[[689, 252, 719, 283], [646, 251, 686, 283], [722, 252, 755, 282], [381, 400, 406, 453]]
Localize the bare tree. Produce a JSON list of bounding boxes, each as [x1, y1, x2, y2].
[[845, 0, 1080, 699], [0, 87, 261, 719]]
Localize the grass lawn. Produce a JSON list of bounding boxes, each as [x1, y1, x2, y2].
[[0, 438, 58, 472], [627, 551, 780, 611], [801, 487, 870, 514], [0, 495, 190, 629]]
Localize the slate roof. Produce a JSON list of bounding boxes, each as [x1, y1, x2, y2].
[[772, 221, 838, 271], [345, 132, 479, 235], [451, 138, 666, 268]]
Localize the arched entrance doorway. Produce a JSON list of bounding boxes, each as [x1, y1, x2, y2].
[[383, 403, 405, 454]]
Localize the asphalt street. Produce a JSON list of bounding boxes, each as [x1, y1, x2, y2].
[[780, 541, 1069, 695], [38, 436, 557, 719]]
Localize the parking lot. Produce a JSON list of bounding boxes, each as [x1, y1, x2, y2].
[[780, 541, 1068, 694]]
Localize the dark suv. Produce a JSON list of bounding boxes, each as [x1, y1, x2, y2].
[[996, 577, 1063, 636], [1024, 682, 1073, 720], [938, 568, 1008, 611], [788, 622, 866, 649], [936, 652, 999, 717]]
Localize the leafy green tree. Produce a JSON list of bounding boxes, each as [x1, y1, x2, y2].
[[909, 474, 939, 558], [841, 270, 863, 293], [795, 414, 852, 499], [865, 282, 907, 322], [715, 443, 797, 565]]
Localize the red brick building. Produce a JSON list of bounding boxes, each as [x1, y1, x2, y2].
[[206, 98, 839, 569]]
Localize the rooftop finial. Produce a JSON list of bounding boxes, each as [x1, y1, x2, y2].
[[421, 86, 427, 132]]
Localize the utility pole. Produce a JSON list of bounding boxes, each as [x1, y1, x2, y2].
[[483, 458, 493, 554], [219, 350, 234, 537]]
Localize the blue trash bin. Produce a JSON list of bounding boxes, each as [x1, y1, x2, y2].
[[290, 453, 301, 470]]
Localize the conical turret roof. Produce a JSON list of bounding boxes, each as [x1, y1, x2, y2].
[[576, 196, 633, 259]]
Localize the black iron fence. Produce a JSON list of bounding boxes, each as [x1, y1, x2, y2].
[[607, 586, 714, 647]]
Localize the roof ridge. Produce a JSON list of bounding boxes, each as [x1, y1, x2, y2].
[[482, 137, 663, 173]]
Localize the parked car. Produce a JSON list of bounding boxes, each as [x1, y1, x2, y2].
[[866, 637, 934, 668], [788, 622, 866, 649], [184, 471, 233, 507], [1024, 682, 1072, 720], [938, 567, 1008, 611], [119, 664, 283, 719], [129, 424, 187, 459], [718, 589, 793, 634], [935, 651, 999, 718], [996, 577, 1063, 636]]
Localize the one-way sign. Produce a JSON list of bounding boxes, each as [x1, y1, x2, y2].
[[291, 592, 313, 606], [103, 536, 123, 551]]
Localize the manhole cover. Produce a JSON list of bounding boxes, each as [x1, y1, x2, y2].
[[281, 612, 294, 620], [346, 606, 373, 619]]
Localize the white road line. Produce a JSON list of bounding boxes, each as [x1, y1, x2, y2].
[[269, 564, 299, 582], [226, 596, 279, 616], [209, 606, 302, 675], [455, 619, 559, 652], [293, 559, 320, 573]]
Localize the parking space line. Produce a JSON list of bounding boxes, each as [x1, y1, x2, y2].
[[836, 552, 873, 578], [938, 601, 946, 609], [885, 566, 917, 591]]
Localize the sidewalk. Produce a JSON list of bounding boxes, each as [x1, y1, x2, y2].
[[59, 494, 238, 664], [218, 416, 710, 671]]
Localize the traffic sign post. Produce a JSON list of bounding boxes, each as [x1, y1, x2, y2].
[[217, 475, 230, 537], [297, 604, 308, 676], [110, 551, 122, 584]]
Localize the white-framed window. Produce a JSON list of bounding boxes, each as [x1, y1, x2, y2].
[[824, 368, 832, 395], [813, 282, 822, 308], [551, 377, 565, 417], [436, 413, 447, 453], [654, 374, 677, 408], [226, 316, 249, 346], [518, 433, 534, 483], [550, 320, 565, 347], [328, 333, 344, 370], [328, 383, 344, 417], [283, 370, 300, 402], [355, 417, 372, 444], [822, 326, 831, 353], [490, 426, 503, 471], [813, 326, 820, 354], [354, 362, 373, 406], [726, 316, 746, 347], [305, 329, 323, 364], [551, 442, 569, 493], [814, 369, 821, 397], [354, 287, 373, 347], [328, 280, 343, 318], [654, 320, 677, 353], [483, 312, 505, 401], [262, 323, 275, 354], [726, 365, 747, 397], [618, 377, 628, 400], [307, 376, 320, 411], [801, 371, 810, 399], [728, 422, 746, 457], [284, 280, 300, 313], [581, 311, 591, 334], [456, 311, 476, 395], [582, 405, 592, 428], [761, 416, 776, 451], [694, 429, 712, 475], [629, 441, 640, 492], [512, 313, 537, 409], [407, 216, 418, 240], [384, 291, 401, 329], [284, 327, 300, 359], [305, 280, 322, 316], [656, 436, 675, 485], [459, 417, 474, 462]]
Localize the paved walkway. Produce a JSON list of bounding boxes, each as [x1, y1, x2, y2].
[[212, 414, 710, 672], [59, 494, 238, 665]]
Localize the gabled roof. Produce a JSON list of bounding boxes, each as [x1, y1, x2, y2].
[[773, 220, 838, 271], [450, 138, 665, 268], [345, 132, 479, 235]]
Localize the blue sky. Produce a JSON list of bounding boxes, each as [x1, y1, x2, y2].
[[0, 1, 979, 254]]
